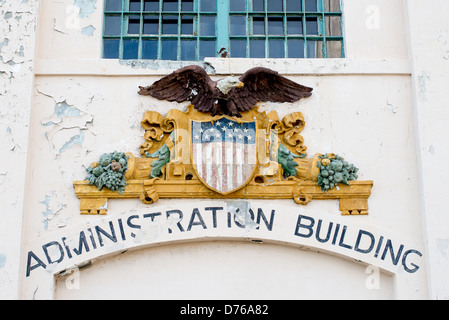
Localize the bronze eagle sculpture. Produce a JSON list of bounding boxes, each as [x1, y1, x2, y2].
[[138, 65, 313, 117]]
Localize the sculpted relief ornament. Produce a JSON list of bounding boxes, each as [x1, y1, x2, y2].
[[73, 66, 373, 216]]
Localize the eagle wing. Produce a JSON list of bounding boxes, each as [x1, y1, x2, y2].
[[138, 65, 216, 113], [228, 67, 313, 113]]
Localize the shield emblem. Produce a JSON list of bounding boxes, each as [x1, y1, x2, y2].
[[191, 117, 257, 195]]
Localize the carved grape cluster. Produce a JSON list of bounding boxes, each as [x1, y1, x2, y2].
[[86, 151, 129, 194], [316, 153, 358, 192]]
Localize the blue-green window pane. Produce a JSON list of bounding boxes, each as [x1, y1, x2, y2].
[[181, 40, 196, 60], [181, 17, 194, 34], [142, 39, 158, 59], [288, 39, 304, 58], [268, 17, 283, 35], [287, 17, 302, 35], [201, 0, 216, 11], [129, 0, 142, 11], [162, 16, 178, 34], [182, 0, 194, 11], [105, 0, 122, 11], [253, 0, 264, 11], [306, 17, 318, 35], [145, 0, 159, 11], [200, 15, 216, 36], [230, 16, 246, 36], [128, 15, 141, 34], [104, 15, 122, 36], [252, 17, 265, 35], [250, 39, 265, 58], [103, 39, 120, 58], [230, 0, 246, 11], [123, 39, 139, 59], [307, 40, 323, 58], [161, 39, 178, 59], [143, 17, 159, 34], [305, 0, 317, 11], [286, 0, 301, 12], [267, 1, 282, 11], [230, 39, 246, 57], [269, 39, 284, 58], [163, 0, 178, 11], [200, 40, 216, 59]]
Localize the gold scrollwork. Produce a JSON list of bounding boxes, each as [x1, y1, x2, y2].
[[140, 111, 175, 155], [280, 112, 307, 156]]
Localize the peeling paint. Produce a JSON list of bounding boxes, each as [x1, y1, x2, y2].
[[418, 72, 430, 101], [54, 101, 81, 118], [40, 195, 53, 230], [59, 130, 85, 153], [39, 192, 66, 230], [120, 60, 215, 74], [436, 238, 449, 258], [37, 84, 95, 155], [385, 100, 398, 113], [73, 0, 97, 19], [0, 254, 5, 268], [81, 25, 95, 36], [227, 201, 259, 230]]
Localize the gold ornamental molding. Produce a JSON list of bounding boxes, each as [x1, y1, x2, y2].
[[73, 66, 373, 216], [73, 106, 372, 216]]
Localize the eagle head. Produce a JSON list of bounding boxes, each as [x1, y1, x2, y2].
[[217, 76, 244, 95]]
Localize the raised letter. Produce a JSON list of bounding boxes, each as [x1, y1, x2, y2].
[[316, 220, 333, 243], [187, 208, 207, 231], [42, 241, 64, 265], [294, 214, 315, 238], [205, 207, 223, 228], [26, 251, 46, 277], [72, 231, 90, 255], [381, 239, 404, 266], [338, 226, 353, 250], [256, 208, 275, 231], [127, 215, 141, 238], [95, 222, 117, 247], [402, 249, 422, 273], [354, 229, 375, 254], [166, 209, 185, 233]]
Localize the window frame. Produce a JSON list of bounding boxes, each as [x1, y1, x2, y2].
[[102, 0, 344, 60]]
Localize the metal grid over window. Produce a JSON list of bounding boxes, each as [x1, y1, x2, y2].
[[103, 0, 344, 60]]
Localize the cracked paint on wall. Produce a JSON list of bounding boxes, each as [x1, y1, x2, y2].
[[0, 0, 38, 300], [40, 192, 67, 231], [37, 82, 97, 156], [0, 0, 37, 150], [81, 25, 95, 36], [50, 0, 98, 45], [0, 254, 6, 268], [73, 0, 97, 19]]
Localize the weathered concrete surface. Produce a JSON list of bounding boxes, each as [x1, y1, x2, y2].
[[0, 0, 39, 300]]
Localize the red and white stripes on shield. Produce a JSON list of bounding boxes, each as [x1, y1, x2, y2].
[[192, 118, 257, 194]]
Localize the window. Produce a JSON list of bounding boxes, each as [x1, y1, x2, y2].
[[103, 0, 344, 60]]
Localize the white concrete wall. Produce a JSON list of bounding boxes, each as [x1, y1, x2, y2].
[[0, 0, 447, 300], [0, 0, 39, 300], [404, 0, 449, 300]]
